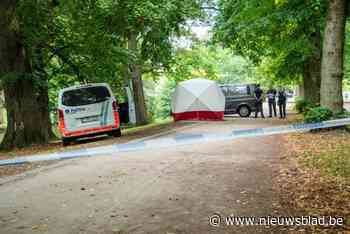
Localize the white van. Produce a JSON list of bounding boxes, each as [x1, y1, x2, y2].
[[57, 83, 121, 145]]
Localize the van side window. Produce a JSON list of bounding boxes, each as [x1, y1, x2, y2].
[[221, 85, 248, 97], [235, 86, 247, 95]]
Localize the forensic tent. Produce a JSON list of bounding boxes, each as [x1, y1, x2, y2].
[[171, 78, 225, 121]]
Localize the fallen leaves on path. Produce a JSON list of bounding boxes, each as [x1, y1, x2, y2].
[[0, 162, 53, 178]]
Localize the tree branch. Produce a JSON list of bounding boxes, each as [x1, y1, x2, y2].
[[49, 46, 84, 82]]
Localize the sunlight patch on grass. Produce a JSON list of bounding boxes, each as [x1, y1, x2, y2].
[[305, 145, 350, 179], [122, 118, 172, 135]]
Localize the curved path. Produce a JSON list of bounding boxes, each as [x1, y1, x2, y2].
[[0, 118, 289, 234]]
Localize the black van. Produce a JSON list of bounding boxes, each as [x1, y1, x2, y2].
[[219, 84, 258, 117]]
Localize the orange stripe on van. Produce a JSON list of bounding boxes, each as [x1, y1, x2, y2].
[[61, 125, 116, 137], [60, 111, 120, 138], [113, 111, 120, 127]]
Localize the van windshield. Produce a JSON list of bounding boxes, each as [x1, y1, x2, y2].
[[62, 86, 111, 107]]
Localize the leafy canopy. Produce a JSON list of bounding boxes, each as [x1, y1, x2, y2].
[[214, 0, 327, 81]]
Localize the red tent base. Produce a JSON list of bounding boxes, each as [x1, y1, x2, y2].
[[173, 111, 224, 121]]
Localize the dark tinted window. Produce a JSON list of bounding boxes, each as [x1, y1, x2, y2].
[[62, 86, 111, 107], [221, 85, 249, 97]]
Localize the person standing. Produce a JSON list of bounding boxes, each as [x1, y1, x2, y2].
[[266, 87, 277, 117], [254, 84, 265, 118], [277, 88, 287, 119]]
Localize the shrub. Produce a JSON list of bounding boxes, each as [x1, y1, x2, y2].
[[303, 107, 333, 123], [333, 110, 350, 119], [295, 97, 315, 113]]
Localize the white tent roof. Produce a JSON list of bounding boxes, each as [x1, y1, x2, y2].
[[171, 78, 225, 113]]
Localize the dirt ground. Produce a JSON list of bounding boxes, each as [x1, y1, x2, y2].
[[0, 117, 293, 234]]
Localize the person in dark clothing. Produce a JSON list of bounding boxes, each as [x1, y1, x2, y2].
[[277, 88, 287, 119], [254, 84, 265, 118], [266, 87, 277, 117]]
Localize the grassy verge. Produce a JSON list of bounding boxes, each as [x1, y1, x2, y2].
[[0, 118, 176, 159], [278, 129, 350, 233], [305, 144, 350, 179], [121, 118, 172, 134], [0, 118, 184, 177]]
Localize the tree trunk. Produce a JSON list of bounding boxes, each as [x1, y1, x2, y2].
[[302, 28, 322, 105], [38, 80, 55, 140], [303, 57, 321, 105], [127, 32, 148, 125], [33, 45, 56, 140], [2, 78, 50, 149], [320, 0, 347, 113], [0, 0, 50, 149]]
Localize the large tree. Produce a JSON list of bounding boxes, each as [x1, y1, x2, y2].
[[108, 0, 203, 125], [320, 0, 348, 113], [214, 0, 327, 104], [0, 0, 127, 149], [0, 0, 57, 149], [0, 0, 206, 149]]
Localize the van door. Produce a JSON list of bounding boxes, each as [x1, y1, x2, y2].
[[60, 85, 115, 133]]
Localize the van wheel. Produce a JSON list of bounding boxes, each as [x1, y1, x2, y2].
[[111, 129, 121, 137], [238, 105, 251, 117], [62, 138, 71, 146]]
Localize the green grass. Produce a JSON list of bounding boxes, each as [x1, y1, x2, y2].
[[121, 118, 172, 135], [306, 145, 350, 179]]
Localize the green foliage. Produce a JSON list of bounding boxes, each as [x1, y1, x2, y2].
[[7, 0, 205, 122], [214, 0, 327, 83], [214, 47, 257, 84], [166, 43, 256, 84], [166, 44, 219, 82], [48, 1, 128, 83], [157, 79, 177, 119], [106, 0, 204, 72], [144, 77, 176, 121], [254, 57, 301, 87], [333, 110, 350, 119], [295, 97, 315, 113], [303, 107, 333, 123]]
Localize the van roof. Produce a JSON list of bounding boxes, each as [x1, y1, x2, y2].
[[60, 83, 110, 93]]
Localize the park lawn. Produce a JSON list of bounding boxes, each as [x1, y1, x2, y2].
[[278, 128, 350, 233]]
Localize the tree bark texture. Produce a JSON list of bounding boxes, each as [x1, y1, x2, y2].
[[320, 0, 347, 113], [0, 0, 50, 149], [303, 29, 322, 105], [128, 32, 148, 125]]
